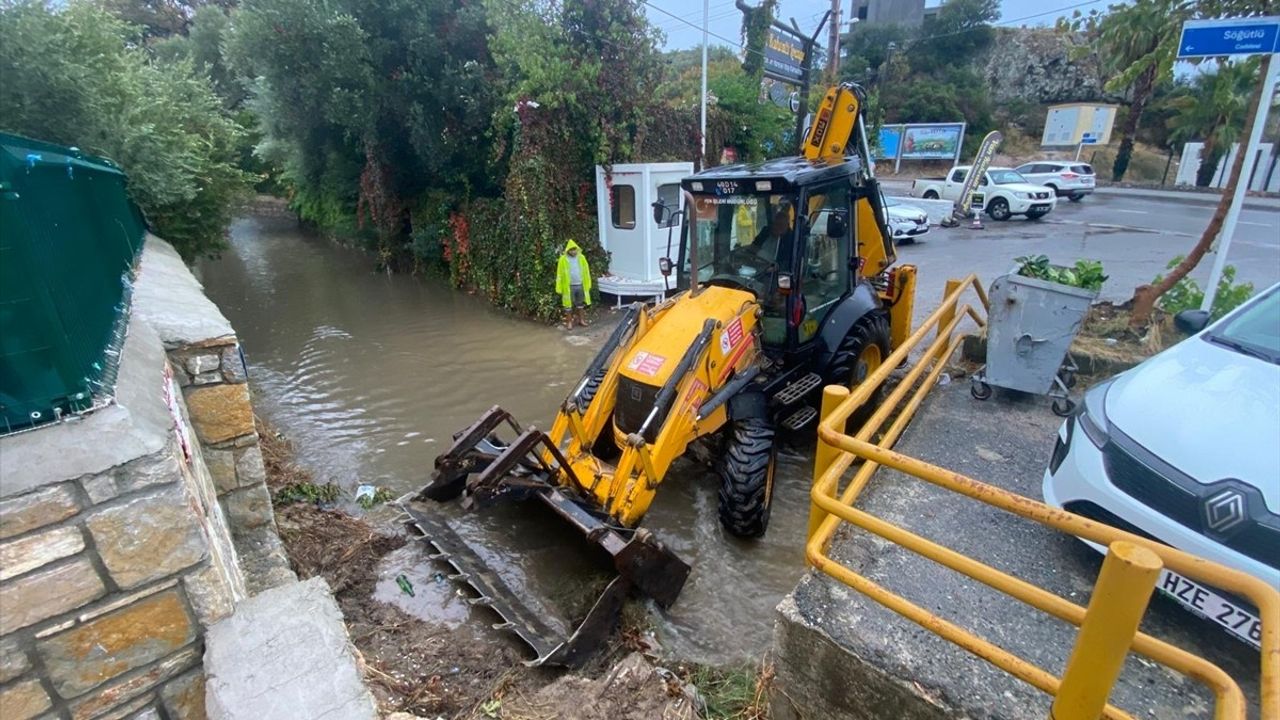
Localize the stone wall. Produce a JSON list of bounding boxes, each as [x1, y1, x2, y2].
[[132, 238, 293, 594], [0, 236, 292, 720]]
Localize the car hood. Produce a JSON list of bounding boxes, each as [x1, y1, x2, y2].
[[1105, 336, 1280, 512], [997, 182, 1055, 195], [886, 205, 926, 222]]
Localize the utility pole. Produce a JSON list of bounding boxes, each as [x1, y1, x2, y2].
[[699, 0, 709, 169], [826, 0, 842, 83]]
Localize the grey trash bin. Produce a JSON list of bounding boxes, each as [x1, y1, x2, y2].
[[971, 271, 1098, 415]]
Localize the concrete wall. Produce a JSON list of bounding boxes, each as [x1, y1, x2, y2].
[[0, 236, 292, 720]]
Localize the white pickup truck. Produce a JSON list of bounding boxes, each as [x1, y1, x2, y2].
[[909, 166, 1057, 221]]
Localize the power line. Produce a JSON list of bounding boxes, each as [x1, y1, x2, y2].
[[642, 0, 765, 59]]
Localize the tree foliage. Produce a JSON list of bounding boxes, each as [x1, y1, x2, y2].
[[0, 0, 250, 258], [907, 0, 1000, 74], [839, 0, 999, 155], [1166, 59, 1260, 186]]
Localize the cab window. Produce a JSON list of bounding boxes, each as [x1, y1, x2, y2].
[[950, 168, 967, 183], [798, 182, 851, 343], [611, 184, 636, 229]]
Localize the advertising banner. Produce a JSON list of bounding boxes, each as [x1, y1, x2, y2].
[[876, 125, 903, 161], [955, 130, 1003, 219], [901, 124, 964, 160]]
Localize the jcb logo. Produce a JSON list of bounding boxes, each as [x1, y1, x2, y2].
[[808, 109, 831, 148]]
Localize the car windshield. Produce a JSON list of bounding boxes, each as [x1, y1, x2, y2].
[[1206, 287, 1280, 364], [989, 170, 1027, 185], [1072, 164, 1094, 175], [685, 192, 792, 308]]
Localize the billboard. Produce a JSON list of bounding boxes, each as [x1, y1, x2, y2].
[[1041, 104, 1117, 147], [764, 29, 805, 83], [876, 125, 903, 161], [901, 124, 964, 160]]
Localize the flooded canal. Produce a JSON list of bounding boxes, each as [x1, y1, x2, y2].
[[199, 212, 814, 664]]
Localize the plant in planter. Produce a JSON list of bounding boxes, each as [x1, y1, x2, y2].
[[1014, 255, 1108, 292]]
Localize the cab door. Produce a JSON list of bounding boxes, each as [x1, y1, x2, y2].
[[795, 181, 853, 344]]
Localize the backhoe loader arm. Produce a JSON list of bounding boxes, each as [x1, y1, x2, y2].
[[802, 83, 872, 165], [801, 82, 897, 281]]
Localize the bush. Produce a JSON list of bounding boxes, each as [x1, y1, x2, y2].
[[1153, 255, 1254, 320], [0, 1, 251, 258]]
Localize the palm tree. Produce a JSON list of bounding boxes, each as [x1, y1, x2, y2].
[[1166, 60, 1261, 187], [1093, 0, 1189, 181]]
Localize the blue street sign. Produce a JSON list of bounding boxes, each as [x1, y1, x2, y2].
[[1081, 134, 1099, 145], [1178, 16, 1280, 59]]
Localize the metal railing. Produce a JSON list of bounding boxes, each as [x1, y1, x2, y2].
[[805, 275, 1279, 720]]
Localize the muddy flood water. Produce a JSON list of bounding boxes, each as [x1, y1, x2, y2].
[[199, 212, 816, 664]]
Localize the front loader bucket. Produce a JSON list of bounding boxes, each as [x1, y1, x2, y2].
[[403, 406, 691, 667]]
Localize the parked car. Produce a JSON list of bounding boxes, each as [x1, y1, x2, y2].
[[1043, 283, 1280, 649], [909, 165, 1056, 221], [883, 195, 930, 243], [1014, 161, 1096, 201]]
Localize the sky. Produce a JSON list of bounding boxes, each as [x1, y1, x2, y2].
[[642, 0, 1116, 51]]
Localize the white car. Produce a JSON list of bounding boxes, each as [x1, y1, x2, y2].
[[883, 196, 930, 243], [910, 166, 1057, 221], [1043, 284, 1280, 649], [1014, 161, 1096, 202]]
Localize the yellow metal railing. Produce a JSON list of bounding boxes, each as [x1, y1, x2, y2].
[[806, 275, 1279, 720]]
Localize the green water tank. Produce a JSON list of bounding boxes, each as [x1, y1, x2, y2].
[[0, 133, 146, 433]]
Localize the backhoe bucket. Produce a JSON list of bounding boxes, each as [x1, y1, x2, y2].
[[404, 406, 691, 667]]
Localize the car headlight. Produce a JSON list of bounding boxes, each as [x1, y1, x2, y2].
[[1077, 380, 1112, 448]]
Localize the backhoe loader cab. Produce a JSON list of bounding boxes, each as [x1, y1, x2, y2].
[[677, 155, 897, 356], [409, 83, 918, 668]]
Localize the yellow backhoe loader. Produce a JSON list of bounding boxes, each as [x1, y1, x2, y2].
[[404, 83, 918, 666]]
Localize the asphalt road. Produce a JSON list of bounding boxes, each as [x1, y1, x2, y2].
[[884, 187, 1280, 326]]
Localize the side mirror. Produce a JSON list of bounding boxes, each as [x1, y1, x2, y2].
[[826, 211, 848, 238], [1174, 309, 1210, 335], [651, 201, 669, 226], [658, 257, 673, 277]]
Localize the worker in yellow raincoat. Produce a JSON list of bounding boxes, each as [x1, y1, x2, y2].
[[555, 239, 592, 329]]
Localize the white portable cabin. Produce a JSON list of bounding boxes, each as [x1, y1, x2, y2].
[[594, 162, 694, 305]]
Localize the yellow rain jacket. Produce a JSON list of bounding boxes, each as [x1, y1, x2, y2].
[[555, 239, 593, 308]]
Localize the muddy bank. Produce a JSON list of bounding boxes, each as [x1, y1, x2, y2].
[[260, 419, 767, 719]]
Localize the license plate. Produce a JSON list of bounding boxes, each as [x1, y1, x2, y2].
[[1158, 569, 1261, 649], [1031, 203, 1052, 212]]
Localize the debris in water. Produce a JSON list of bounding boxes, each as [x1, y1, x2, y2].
[[356, 485, 395, 509], [396, 574, 415, 597]]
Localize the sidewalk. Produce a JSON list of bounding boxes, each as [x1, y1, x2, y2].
[[1092, 185, 1280, 210], [878, 177, 1279, 211]]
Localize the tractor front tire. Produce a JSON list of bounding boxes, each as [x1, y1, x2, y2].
[[826, 312, 892, 432], [717, 419, 777, 538]]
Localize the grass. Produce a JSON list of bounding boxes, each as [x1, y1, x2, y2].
[[682, 660, 773, 720]]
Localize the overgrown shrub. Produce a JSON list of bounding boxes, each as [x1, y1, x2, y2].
[[0, 1, 251, 258], [1153, 255, 1254, 320]]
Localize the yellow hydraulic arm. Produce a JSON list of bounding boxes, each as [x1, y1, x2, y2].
[[803, 84, 864, 162]]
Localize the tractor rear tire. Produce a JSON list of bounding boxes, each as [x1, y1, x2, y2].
[[826, 312, 892, 433], [717, 419, 777, 538]]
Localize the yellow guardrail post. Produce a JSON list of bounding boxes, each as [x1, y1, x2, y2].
[[937, 278, 962, 345], [808, 384, 850, 548], [1051, 541, 1163, 720]]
